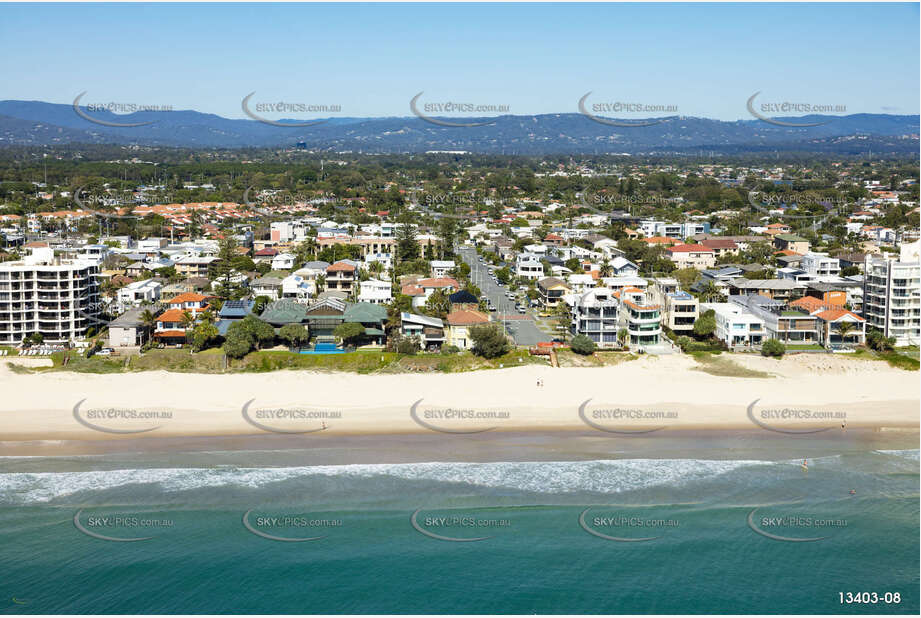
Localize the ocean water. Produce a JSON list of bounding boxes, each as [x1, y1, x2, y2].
[[0, 444, 917, 614]]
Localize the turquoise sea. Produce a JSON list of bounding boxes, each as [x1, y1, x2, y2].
[[0, 437, 917, 614]]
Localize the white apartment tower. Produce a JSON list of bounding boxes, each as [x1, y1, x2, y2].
[[0, 248, 101, 345], [863, 241, 920, 346]]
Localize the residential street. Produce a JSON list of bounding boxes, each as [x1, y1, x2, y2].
[[457, 246, 552, 347]]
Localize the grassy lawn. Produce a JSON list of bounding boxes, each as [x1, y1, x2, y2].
[[690, 351, 774, 378], [784, 343, 825, 351]]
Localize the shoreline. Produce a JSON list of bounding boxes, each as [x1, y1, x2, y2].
[[2, 427, 918, 460], [2, 353, 918, 457]]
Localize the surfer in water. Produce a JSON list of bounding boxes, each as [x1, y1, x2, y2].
[[801, 459, 808, 471]]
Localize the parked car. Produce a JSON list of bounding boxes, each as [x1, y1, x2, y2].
[[96, 348, 113, 356]]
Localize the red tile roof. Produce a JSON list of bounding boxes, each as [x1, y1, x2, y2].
[[666, 243, 712, 254], [417, 277, 459, 289], [169, 292, 211, 304], [157, 309, 188, 323], [701, 239, 738, 250], [814, 308, 864, 322], [446, 309, 490, 326], [401, 284, 425, 296]]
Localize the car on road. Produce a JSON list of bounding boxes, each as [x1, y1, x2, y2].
[[506, 292, 515, 300]]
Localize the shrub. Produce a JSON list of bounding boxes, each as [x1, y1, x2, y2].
[[570, 334, 596, 355], [469, 324, 509, 359], [761, 339, 786, 357], [441, 345, 461, 355]]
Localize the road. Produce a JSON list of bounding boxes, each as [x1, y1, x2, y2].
[[457, 246, 551, 347]]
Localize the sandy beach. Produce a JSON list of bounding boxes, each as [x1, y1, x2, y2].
[[1, 353, 917, 454]]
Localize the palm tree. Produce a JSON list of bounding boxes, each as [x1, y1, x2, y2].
[[836, 321, 856, 347], [180, 311, 195, 330], [139, 309, 157, 345], [599, 258, 613, 278], [700, 281, 722, 303]]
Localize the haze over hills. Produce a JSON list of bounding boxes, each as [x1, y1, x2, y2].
[[0, 99, 917, 155]]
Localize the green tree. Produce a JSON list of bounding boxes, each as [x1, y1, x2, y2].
[[190, 321, 219, 352], [699, 280, 723, 302], [424, 289, 451, 319], [692, 310, 716, 339], [222, 329, 253, 359], [867, 328, 895, 352], [334, 321, 366, 346], [239, 315, 276, 349], [395, 219, 419, 262], [469, 323, 509, 359], [278, 323, 310, 348], [673, 267, 699, 291], [570, 334, 596, 355]]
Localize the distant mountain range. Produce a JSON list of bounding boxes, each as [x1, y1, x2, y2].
[[0, 100, 917, 155]]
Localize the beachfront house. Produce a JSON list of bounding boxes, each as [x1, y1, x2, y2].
[[445, 309, 490, 350], [702, 302, 765, 348], [729, 294, 818, 346], [400, 312, 445, 351]]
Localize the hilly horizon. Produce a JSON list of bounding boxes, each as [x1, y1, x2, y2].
[[0, 99, 917, 155]]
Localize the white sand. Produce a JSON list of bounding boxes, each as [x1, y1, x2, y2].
[[0, 354, 917, 443]]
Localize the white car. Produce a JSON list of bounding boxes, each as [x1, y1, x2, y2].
[[96, 348, 113, 356]]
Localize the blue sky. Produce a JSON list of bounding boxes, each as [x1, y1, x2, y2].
[[1, 2, 918, 120]]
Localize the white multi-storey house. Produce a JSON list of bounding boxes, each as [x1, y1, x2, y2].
[[515, 253, 545, 281]]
